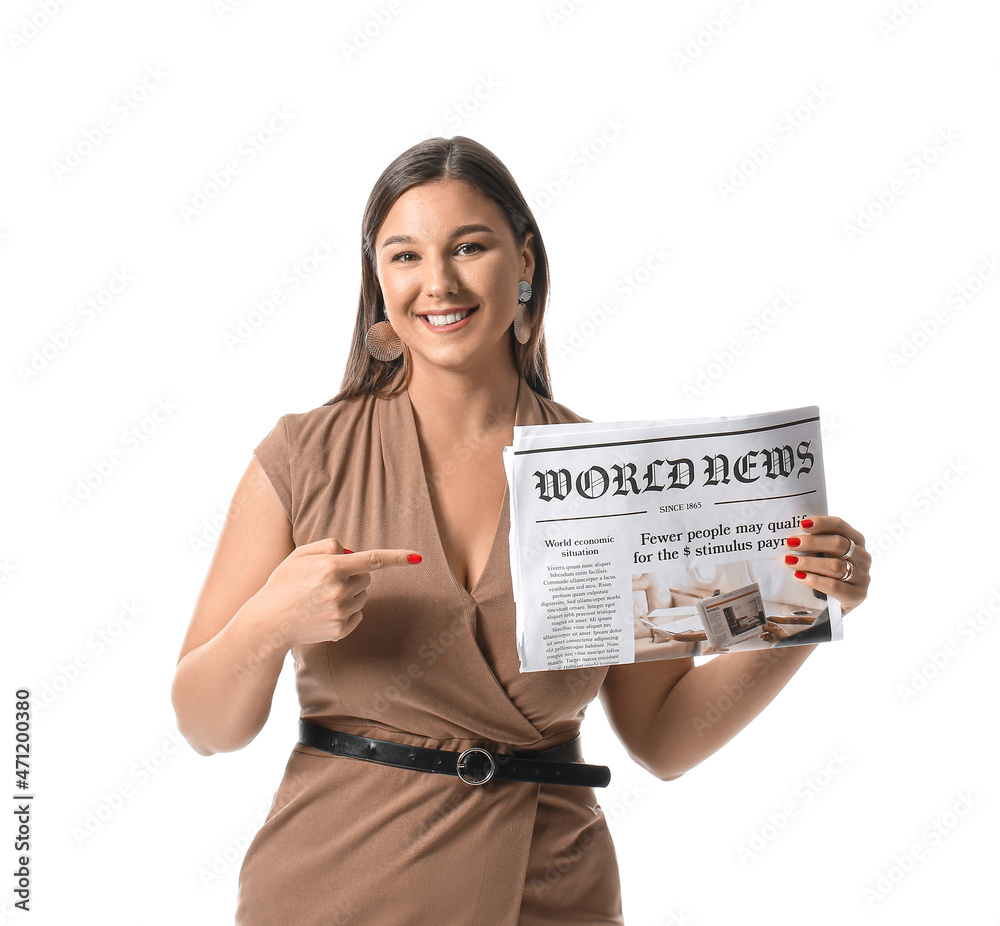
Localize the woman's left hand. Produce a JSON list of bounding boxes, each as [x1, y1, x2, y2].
[[784, 516, 870, 615]]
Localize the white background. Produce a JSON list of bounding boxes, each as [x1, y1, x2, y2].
[[2, 1, 997, 924]]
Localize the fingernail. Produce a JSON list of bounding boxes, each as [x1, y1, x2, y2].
[[786, 537, 801, 547], [794, 570, 807, 579], [407, 553, 423, 564], [343, 548, 354, 555], [800, 518, 814, 529], [784, 555, 798, 565]]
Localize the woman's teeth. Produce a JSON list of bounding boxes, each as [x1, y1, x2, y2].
[[423, 309, 473, 327]]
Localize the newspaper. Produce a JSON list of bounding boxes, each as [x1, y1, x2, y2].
[[502, 406, 843, 672]]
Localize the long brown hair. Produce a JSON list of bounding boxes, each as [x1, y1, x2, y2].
[[323, 136, 553, 405]]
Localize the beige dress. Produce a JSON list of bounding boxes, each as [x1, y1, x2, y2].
[[235, 374, 624, 925]]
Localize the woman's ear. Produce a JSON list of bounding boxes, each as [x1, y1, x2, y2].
[[520, 231, 536, 281]]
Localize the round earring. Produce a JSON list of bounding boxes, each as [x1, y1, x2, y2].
[[513, 280, 532, 345], [365, 307, 403, 362]]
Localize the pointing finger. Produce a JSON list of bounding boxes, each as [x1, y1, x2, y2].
[[340, 549, 423, 575]]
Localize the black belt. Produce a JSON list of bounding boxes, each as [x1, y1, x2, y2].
[[298, 719, 611, 788]]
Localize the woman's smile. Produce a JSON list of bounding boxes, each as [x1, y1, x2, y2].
[[418, 306, 479, 329]]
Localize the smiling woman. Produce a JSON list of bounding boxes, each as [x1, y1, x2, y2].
[[169, 135, 870, 926], [329, 137, 553, 405], [372, 180, 534, 383]]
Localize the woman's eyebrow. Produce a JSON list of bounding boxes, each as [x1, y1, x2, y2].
[[379, 224, 495, 251]]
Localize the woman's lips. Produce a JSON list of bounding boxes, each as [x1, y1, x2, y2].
[[419, 306, 478, 330]]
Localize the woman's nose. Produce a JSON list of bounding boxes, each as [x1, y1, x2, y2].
[[422, 254, 460, 297]]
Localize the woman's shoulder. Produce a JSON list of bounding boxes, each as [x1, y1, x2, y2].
[[252, 392, 378, 526], [531, 389, 593, 426], [276, 391, 376, 443]]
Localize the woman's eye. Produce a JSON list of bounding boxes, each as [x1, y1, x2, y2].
[[389, 243, 483, 263]]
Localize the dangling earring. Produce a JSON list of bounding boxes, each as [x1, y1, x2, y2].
[[366, 306, 403, 362], [513, 280, 532, 345]]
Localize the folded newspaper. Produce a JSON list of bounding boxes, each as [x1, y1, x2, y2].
[[502, 406, 842, 672]]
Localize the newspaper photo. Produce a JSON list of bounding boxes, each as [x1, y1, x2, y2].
[[502, 406, 843, 672]]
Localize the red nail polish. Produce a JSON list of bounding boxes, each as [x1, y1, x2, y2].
[[787, 537, 801, 547], [794, 570, 807, 579], [407, 553, 423, 564], [785, 555, 798, 565], [800, 518, 814, 529], [343, 548, 354, 555]]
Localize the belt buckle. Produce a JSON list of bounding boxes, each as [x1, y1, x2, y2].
[[456, 747, 496, 785]]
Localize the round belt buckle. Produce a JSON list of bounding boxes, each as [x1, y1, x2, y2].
[[456, 747, 496, 785]]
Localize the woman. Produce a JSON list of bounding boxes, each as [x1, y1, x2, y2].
[[171, 136, 870, 924]]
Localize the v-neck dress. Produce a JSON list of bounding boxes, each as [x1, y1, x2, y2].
[[234, 375, 624, 925]]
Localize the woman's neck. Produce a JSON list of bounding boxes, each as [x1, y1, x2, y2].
[[406, 359, 520, 444]]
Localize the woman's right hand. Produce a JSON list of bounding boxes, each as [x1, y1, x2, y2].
[[255, 538, 422, 648]]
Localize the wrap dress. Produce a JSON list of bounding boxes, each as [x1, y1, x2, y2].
[[235, 374, 625, 924]]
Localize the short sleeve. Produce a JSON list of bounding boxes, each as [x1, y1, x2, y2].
[[253, 415, 293, 523]]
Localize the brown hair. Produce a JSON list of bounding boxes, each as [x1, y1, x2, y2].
[[323, 136, 552, 405]]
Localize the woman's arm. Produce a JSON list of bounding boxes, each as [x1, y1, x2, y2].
[[601, 516, 870, 780], [171, 455, 423, 756], [600, 643, 816, 780], [171, 457, 295, 756]]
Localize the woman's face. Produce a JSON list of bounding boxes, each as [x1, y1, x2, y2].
[[373, 178, 535, 377]]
